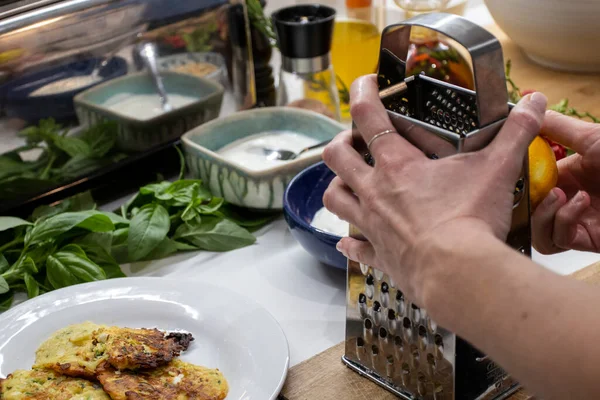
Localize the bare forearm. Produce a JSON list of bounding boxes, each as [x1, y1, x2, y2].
[[416, 227, 600, 399]]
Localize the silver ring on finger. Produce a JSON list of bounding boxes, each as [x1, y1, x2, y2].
[[367, 129, 396, 154]]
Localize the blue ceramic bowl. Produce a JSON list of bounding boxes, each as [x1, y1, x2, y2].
[[0, 57, 127, 122], [283, 161, 347, 269]]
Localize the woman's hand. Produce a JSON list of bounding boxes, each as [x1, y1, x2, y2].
[[532, 111, 600, 254], [322, 74, 547, 305]]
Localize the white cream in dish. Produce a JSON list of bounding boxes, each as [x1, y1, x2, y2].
[[217, 131, 319, 172], [311, 206, 349, 237], [102, 93, 198, 120], [29, 76, 101, 96]]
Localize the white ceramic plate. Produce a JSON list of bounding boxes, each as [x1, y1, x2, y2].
[[0, 277, 289, 400]]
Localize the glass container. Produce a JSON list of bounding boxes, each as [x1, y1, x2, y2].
[[272, 4, 341, 121]]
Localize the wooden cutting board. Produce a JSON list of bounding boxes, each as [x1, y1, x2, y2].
[[486, 24, 600, 117], [278, 261, 600, 400]]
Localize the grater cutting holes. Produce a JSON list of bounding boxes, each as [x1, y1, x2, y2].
[[343, 13, 532, 400]]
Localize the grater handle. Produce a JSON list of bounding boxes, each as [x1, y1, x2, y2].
[[379, 12, 508, 128]]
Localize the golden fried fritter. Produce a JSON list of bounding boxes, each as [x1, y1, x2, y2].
[[34, 322, 194, 378], [96, 359, 228, 400], [0, 369, 110, 400], [34, 321, 106, 379], [94, 327, 193, 370]]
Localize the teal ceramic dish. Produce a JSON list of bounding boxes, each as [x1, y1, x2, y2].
[[181, 107, 345, 210], [74, 71, 224, 152]]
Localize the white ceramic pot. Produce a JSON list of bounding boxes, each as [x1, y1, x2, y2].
[[485, 0, 600, 72]]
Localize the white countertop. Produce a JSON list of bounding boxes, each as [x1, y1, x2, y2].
[[2, 0, 599, 370]]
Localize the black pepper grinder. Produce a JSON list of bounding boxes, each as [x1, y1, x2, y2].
[[272, 4, 341, 120]]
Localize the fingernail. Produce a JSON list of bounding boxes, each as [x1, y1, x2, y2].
[[574, 191, 586, 205], [336, 241, 347, 256], [530, 92, 548, 113], [541, 189, 559, 208]]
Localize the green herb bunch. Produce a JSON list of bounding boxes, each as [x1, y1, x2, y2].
[[0, 119, 126, 201], [505, 60, 599, 122], [0, 171, 276, 312]]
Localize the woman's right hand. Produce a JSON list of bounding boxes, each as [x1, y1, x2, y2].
[[532, 110, 600, 254]]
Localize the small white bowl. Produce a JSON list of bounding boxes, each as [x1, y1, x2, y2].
[[181, 107, 345, 210], [485, 0, 600, 72]]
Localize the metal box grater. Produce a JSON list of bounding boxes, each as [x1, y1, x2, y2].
[[342, 13, 531, 400]]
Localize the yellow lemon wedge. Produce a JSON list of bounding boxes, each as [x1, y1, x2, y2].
[[528, 136, 559, 210]]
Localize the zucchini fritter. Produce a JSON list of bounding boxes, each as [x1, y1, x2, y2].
[[34, 321, 106, 379], [96, 359, 228, 400], [34, 322, 194, 378], [94, 327, 193, 370], [0, 369, 110, 400]]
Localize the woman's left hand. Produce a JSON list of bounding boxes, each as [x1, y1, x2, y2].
[[322, 74, 547, 304]]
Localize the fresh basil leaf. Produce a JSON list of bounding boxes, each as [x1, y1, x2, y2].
[[67, 191, 96, 212], [25, 244, 55, 268], [28, 210, 114, 245], [174, 216, 256, 251], [173, 240, 198, 251], [46, 244, 106, 289], [140, 180, 210, 205], [112, 227, 129, 246], [31, 203, 69, 221], [0, 291, 13, 312], [58, 156, 110, 180], [120, 192, 155, 219], [111, 245, 129, 264], [0, 156, 28, 180], [128, 204, 170, 261], [171, 181, 211, 205], [0, 217, 32, 232], [18, 125, 45, 144], [24, 273, 40, 298], [181, 203, 199, 222], [4, 256, 38, 284], [31, 191, 96, 221], [0, 253, 9, 274], [73, 232, 113, 253], [18, 118, 62, 145], [81, 121, 117, 157], [140, 181, 172, 198], [216, 203, 279, 230], [0, 276, 8, 294], [80, 244, 115, 265], [80, 244, 125, 279], [53, 135, 92, 158], [20, 256, 38, 274], [101, 212, 129, 227], [100, 263, 126, 279], [142, 237, 178, 261], [109, 228, 129, 263], [198, 197, 224, 214]]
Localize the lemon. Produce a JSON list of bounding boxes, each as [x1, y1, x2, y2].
[[528, 136, 559, 210]]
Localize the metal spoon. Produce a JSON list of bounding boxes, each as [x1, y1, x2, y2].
[[261, 139, 333, 161], [136, 42, 172, 112]]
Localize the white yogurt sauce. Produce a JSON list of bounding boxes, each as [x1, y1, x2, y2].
[[103, 93, 198, 120], [217, 131, 319, 171], [29, 75, 101, 96], [311, 206, 349, 237]]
